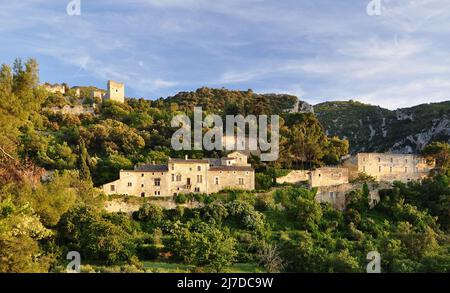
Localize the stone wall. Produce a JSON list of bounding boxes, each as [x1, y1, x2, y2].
[[45, 105, 95, 115], [91, 90, 104, 100], [208, 168, 255, 193], [276, 170, 309, 185], [315, 182, 387, 210], [356, 153, 435, 182], [43, 84, 66, 95], [103, 170, 171, 197], [168, 160, 210, 196], [309, 167, 349, 187]]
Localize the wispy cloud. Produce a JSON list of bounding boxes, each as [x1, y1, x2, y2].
[[0, 0, 450, 109]]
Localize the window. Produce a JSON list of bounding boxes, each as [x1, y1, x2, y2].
[[197, 166, 201, 171], [390, 167, 393, 173], [141, 173, 144, 177], [154, 191, 160, 196], [405, 159, 408, 163], [141, 192, 145, 197], [171, 164, 174, 171], [172, 174, 175, 182], [363, 166, 366, 172], [238, 178, 245, 185], [154, 178, 161, 186], [110, 185, 115, 192], [128, 182, 132, 187], [390, 158, 393, 163], [405, 167, 408, 173], [141, 184, 144, 188], [379, 166, 382, 172], [197, 175, 202, 183], [329, 192, 335, 200], [378, 157, 381, 163], [194, 187, 200, 192], [176, 174, 182, 181], [215, 177, 219, 185]]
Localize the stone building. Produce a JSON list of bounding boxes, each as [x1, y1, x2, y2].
[[102, 152, 255, 197], [308, 167, 349, 188], [42, 83, 66, 95], [104, 80, 125, 103], [314, 182, 389, 210], [91, 90, 104, 100], [71, 87, 81, 98], [353, 153, 434, 182]]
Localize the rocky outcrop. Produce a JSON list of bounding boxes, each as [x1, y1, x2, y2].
[[315, 100, 450, 154]]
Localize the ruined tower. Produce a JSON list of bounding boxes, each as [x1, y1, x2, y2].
[[104, 80, 125, 103]]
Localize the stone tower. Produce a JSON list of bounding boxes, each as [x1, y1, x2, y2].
[[104, 80, 125, 103]]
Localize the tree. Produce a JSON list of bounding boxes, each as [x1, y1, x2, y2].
[[201, 201, 229, 224], [134, 203, 164, 225], [423, 142, 450, 175], [26, 171, 78, 226], [78, 140, 91, 181], [165, 223, 237, 272], [295, 196, 323, 231], [0, 199, 53, 272], [227, 200, 265, 231], [258, 243, 285, 273], [287, 114, 327, 168], [58, 206, 135, 264]]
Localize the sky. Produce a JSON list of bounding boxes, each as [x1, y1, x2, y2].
[[1, 0, 450, 109]]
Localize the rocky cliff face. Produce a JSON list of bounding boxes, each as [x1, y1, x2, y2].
[[315, 100, 450, 154]]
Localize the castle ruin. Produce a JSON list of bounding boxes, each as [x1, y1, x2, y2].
[[103, 80, 125, 103]]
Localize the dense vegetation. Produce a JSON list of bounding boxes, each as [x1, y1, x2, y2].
[[1, 58, 449, 273], [316, 100, 450, 153]]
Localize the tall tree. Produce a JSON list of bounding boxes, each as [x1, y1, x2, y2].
[[78, 140, 91, 181]]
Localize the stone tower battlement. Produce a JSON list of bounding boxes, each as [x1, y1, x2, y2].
[[104, 80, 125, 103]]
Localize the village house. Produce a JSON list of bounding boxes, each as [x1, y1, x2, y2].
[[346, 153, 435, 182], [276, 153, 435, 210], [102, 152, 255, 197]]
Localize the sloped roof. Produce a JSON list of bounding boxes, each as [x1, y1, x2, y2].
[[133, 164, 169, 172], [169, 158, 210, 164], [209, 166, 254, 172]]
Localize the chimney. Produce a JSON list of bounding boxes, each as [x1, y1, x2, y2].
[[185, 155, 188, 160]]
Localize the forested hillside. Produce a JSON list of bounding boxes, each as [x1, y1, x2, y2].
[[1, 58, 449, 273], [315, 100, 450, 154]]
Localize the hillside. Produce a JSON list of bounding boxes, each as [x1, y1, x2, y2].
[[315, 100, 450, 154], [162, 87, 307, 115]]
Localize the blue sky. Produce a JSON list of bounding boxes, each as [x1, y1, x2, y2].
[[1, 0, 450, 109]]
